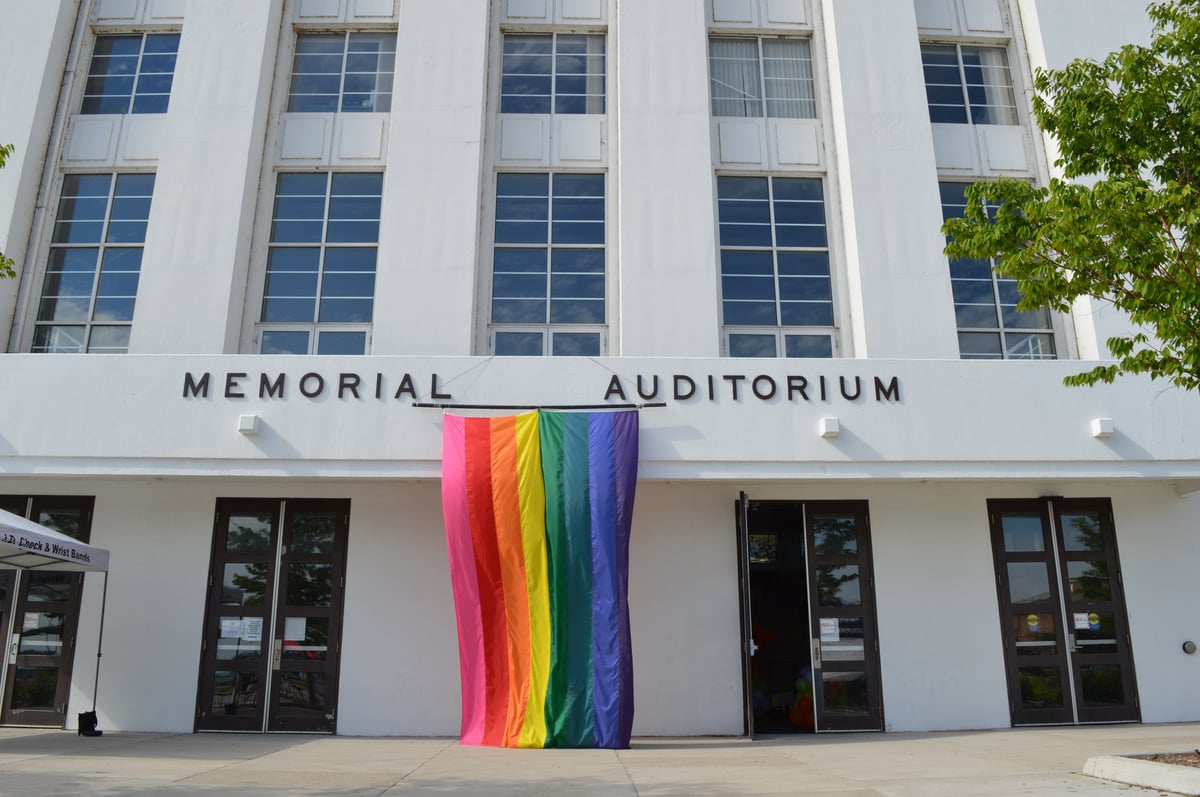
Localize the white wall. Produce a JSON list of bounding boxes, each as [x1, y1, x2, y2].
[[823, 0, 960, 359], [1109, 481, 1200, 723], [628, 484, 744, 735], [39, 477, 749, 735], [372, 0, 489, 356], [129, 0, 282, 354], [30, 472, 1198, 734], [0, 355, 1196, 487], [864, 484, 1012, 731], [336, 482, 462, 735], [614, 0, 721, 356], [0, 1, 78, 351]]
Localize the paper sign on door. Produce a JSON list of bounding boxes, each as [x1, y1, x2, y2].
[[820, 618, 840, 642], [242, 617, 264, 642]]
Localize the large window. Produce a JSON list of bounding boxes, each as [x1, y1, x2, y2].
[[921, 43, 1018, 125], [709, 37, 815, 119], [82, 33, 181, 114], [490, 172, 605, 356], [32, 173, 155, 353], [717, 176, 834, 358], [500, 33, 606, 114], [288, 32, 396, 113], [940, 182, 1056, 359], [259, 172, 382, 355]]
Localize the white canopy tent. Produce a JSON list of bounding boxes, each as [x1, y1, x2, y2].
[[0, 508, 109, 572], [0, 507, 111, 730]]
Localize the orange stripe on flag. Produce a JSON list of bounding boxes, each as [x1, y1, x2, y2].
[[490, 415, 531, 747]]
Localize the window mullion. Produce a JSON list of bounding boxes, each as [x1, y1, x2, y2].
[[757, 38, 768, 120], [315, 173, 334, 330], [990, 255, 1008, 357], [545, 176, 554, 329], [955, 44, 973, 124], [91, 177, 122, 328], [549, 33, 557, 113], [129, 35, 146, 114], [767, 179, 784, 329], [339, 34, 350, 113]]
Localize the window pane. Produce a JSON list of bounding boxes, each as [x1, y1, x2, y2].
[[1018, 667, 1064, 709], [551, 332, 601, 356], [718, 173, 773, 246], [501, 35, 553, 114], [720, 176, 830, 350], [1005, 333, 1056, 360], [37, 171, 153, 355], [817, 565, 861, 607], [318, 297, 373, 323], [724, 300, 778, 326], [729, 334, 777, 357], [261, 330, 310, 355], [784, 334, 833, 358], [1007, 562, 1053, 604], [262, 172, 379, 341], [1067, 561, 1112, 601], [710, 37, 762, 117], [492, 172, 605, 348], [549, 298, 604, 324], [1079, 665, 1125, 707], [762, 38, 815, 119], [315, 331, 367, 355], [86, 325, 131, 353], [923, 44, 1017, 126], [1001, 514, 1045, 552], [1060, 512, 1104, 551], [290, 34, 395, 114], [962, 46, 1018, 125], [959, 331, 1003, 359], [83, 34, 178, 115], [492, 299, 547, 324], [495, 331, 544, 355], [32, 326, 86, 353]]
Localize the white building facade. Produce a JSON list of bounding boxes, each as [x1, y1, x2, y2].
[[0, 0, 1196, 736]]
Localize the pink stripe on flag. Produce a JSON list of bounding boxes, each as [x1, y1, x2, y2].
[[441, 414, 487, 744]]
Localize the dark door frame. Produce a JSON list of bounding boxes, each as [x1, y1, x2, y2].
[[804, 500, 884, 732], [0, 496, 95, 728], [736, 496, 884, 735], [988, 497, 1139, 726], [194, 498, 350, 734]]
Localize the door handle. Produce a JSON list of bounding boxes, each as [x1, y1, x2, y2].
[[812, 638, 822, 669], [8, 636, 18, 664], [750, 638, 758, 656], [272, 639, 282, 671]]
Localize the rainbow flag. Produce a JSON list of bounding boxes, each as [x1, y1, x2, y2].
[[441, 410, 638, 749]]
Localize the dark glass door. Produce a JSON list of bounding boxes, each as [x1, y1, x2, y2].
[[805, 502, 884, 732], [738, 498, 883, 734], [195, 499, 349, 733], [989, 499, 1139, 725], [0, 497, 94, 727], [735, 493, 755, 737], [0, 498, 23, 698], [267, 500, 349, 733]]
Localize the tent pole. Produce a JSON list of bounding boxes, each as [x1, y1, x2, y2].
[[92, 570, 108, 713]]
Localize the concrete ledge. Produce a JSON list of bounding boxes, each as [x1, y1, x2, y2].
[[1084, 755, 1200, 796]]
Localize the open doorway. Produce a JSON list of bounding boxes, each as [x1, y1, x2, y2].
[[736, 496, 883, 735]]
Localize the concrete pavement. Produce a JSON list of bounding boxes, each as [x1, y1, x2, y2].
[[0, 723, 1197, 796]]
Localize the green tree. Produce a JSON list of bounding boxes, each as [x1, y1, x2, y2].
[[943, 0, 1200, 390], [0, 143, 13, 279]]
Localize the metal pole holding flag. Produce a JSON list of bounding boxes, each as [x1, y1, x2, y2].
[[92, 571, 108, 713]]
